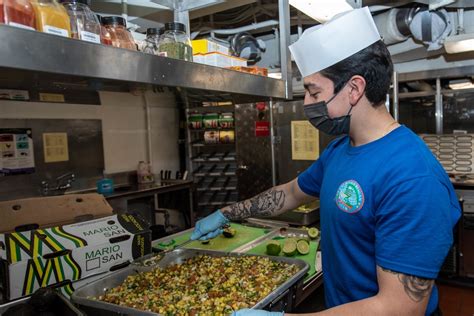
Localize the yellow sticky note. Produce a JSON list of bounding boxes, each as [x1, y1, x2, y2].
[[291, 120, 319, 161], [43, 133, 69, 163]]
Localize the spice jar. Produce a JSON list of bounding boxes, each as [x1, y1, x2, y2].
[[60, 0, 100, 43], [1, 0, 36, 30], [158, 22, 192, 61], [142, 27, 163, 55], [101, 16, 137, 50], [96, 14, 112, 45], [31, 0, 71, 37]]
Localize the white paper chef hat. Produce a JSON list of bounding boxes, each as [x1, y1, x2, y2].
[[289, 7, 381, 77]]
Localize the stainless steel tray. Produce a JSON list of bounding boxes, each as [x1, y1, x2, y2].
[[71, 249, 309, 315]]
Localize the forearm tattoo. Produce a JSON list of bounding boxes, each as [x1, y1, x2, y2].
[[222, 188, 286, 220], [382, 268, 434, 302]]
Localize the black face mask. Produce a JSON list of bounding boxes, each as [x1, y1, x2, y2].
[[304, 91, 353, 136]]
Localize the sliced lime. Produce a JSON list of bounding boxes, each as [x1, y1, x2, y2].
[[282, 239, 297, 256], [297, 240, 310, 255], [308, 227, 319, 239]]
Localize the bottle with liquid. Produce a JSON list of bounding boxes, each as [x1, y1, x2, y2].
[[31, 0, 71, 37], [60, 0, 100, 43], [1, 0, 36, 30]]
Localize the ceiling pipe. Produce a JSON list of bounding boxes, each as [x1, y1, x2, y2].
[[192, 19, 279, 37]]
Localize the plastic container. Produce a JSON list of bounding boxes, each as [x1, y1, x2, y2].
[[188, 113, 203, 129], [96, 177, 114, 194], [203, 112, 219, 128], [96, 14, 112, 45], [137, 161, 154, 184], [219, 112, 234, 128], [158, 22, 192, 61], [142, 27, 162, 55], [31, 0, 71, 37], [101, 16, 136, 50], [60, 0, 100, 43], [0, 0, 36, 30]]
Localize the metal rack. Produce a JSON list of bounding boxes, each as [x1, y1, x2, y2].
[[185, 99, 239, 214], [0, 25, 285, 102]]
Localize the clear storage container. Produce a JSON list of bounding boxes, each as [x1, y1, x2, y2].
[[101, 16, 136, 50], [158, 22, 192, 61], [142, 27, 162, 55], [31, 0, 71, 37], [96, 14, 112, 45], [0, 0, 36, 30], [60, 0, 100, 43]]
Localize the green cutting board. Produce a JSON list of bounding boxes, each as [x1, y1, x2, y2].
[[153, 223, 270, 252], [246, 237, 319, 282]]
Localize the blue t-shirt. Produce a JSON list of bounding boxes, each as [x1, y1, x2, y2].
[[297, 125, 461, 315]]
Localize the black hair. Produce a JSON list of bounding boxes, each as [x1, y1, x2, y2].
[[319, 40, 393, 107]]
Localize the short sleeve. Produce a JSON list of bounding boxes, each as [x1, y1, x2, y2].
[[375, 176, 459, 278], [297, 158, 324, 197]]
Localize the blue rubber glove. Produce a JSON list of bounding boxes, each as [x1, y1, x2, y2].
[[190, 210, 229, 241], [232, 309, 284, 316]]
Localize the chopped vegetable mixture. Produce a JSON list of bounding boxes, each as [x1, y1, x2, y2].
[[98, 255, 299, 315]]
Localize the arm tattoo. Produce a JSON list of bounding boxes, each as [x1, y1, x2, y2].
[[221, 188, 286, 220], [381, 268, 434, 302]]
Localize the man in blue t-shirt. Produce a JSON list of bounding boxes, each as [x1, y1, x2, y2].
[[191, 7, 460, 316]]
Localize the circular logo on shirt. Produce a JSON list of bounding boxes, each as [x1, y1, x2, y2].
[[335, 180, 365, 214]]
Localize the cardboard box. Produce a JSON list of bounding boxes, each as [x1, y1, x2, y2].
[[194, 52, 247, 68], [192, 38, 230, 55], [0, 194, 151, 302], [0, 194, 113, 233], [56, 264, 129, 299]]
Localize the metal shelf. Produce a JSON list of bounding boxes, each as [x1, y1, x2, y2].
[[186, 105, 235, 113], [0, 25, 286, 101], [189, 128, 235, 132], [196, 177, 237, 192], [192, 142, 235, 147], [192, 152, 236, 162]]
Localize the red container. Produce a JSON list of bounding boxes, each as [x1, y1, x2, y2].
[[1, 0, 36, 30]]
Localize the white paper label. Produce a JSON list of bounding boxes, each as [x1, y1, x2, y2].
[[157, 51, 168, 57], [80, 31, 101, 44], [8, 22, 35, 31], [44, 25, 69, 37]]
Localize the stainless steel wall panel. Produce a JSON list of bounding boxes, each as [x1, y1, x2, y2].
[[235, 103, 273, 200]]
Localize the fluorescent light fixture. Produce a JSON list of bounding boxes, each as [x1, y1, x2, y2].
[[289, 0, 353, 23], [444, 33, 474, 54], [448, 79, 474, 90]]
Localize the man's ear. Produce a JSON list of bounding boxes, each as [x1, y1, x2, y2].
[[348, 75, 366, 106]]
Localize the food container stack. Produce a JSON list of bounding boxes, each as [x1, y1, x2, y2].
[[192, 37, 247, 68]]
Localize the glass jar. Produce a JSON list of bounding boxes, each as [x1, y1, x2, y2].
[[1, 0, 36, 30], [31, 0, 71, 37], [101, 16, 137, 51], [158, 22, 192, 61], [142, 27, 162, 55], [96, 14, 112, 45], [60, 0, 100, 43]]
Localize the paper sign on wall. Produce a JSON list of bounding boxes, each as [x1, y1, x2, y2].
[[43, 133, 69, 163], [0, 128, 35, 175], [291, 120, 319, 160]]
